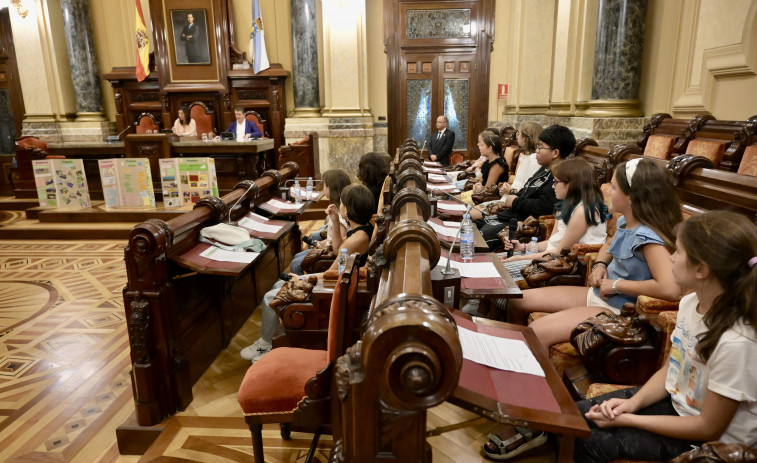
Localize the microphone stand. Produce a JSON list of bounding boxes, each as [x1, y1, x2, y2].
[[226, 181, 258, 225], [441, 203, 472, 275], [106, 122, 137, 143]]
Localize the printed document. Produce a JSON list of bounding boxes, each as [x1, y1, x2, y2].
[[200, 246, 259, 263], [457, 326, 545, 376]]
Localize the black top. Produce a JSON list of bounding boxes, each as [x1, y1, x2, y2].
[[480, 156, 509, 186], [345, 223, 375, 267]]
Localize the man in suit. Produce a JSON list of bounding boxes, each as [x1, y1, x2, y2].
[[224, 108, 262, 141], [180, 13, 203, 63], [428, 115, 455, 166]]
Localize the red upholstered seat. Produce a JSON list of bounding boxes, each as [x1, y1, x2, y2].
[[449, 152, 465, 165], [643, 134, 675, 159], [737, 145, 757, 177], [245, 110, 268, 138], [136, 113, 159, 134], [238, 348, 328, 415], [237, 254, 359, 463], [190, 102, 215, 137], [685, 139, 725, 167]]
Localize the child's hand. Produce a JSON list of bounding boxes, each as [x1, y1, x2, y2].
[[326, 204, 339, 218], [599, 278, 616, 299], [588, 266, 607, 287], [473, 182, 483, 192]]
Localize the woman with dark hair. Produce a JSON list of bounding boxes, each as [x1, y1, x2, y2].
[[471, 131, 508, 191], [172, 106, 196, 136], [240, 184, 376, 363], [358, 151, 391, 206]]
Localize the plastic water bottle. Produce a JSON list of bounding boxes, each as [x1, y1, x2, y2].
[[293, 181, 302, 204], [460, 214, 475, 261], [306, 177, 314, 200], [525, 237, 539, 255], [338, 248, 349, 274]]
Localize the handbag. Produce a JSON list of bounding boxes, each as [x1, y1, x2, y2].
[[514, 216, 541, 243], [300, 246, 336, 274], [269, 275, 319, 309], [521, 247, 579, 287], [472, 184, 500, 204], [569, 305, 650, 358], [670, 442, 757, 463]]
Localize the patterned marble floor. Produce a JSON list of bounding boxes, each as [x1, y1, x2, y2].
[[0, 232, 555, 463]]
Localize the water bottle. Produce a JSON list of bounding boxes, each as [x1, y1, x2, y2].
[[293, 181, 302, 204], [306, 177, 314, 200], [460, 214, 475, 261], [338, 248, 349, 274], [525, 237, 539, 255]]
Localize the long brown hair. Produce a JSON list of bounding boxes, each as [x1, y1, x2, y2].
[[517, 121, 543, 154], [553, 158, 607, 226], [677, 211, 757, 362], [321, 169, 351, 207], [615, 158, 681, 251]]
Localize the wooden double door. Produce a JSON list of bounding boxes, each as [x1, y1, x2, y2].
[[385, 0, 494, 157]]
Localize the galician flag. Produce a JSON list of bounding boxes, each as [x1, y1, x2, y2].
[[250, 0, 270, 74], [135, 0, 150, 82]]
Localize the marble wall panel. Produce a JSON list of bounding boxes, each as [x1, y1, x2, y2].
[[494, 115, 647, 149], [405, 9, 471, 39]]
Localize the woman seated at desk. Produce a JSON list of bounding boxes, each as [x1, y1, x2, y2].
[[172, 107, 197, 137]]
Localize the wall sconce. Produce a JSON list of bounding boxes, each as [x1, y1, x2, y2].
[[11, 0, 30, 19]]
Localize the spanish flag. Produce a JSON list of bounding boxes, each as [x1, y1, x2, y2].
[[136, 0, 150, 82]]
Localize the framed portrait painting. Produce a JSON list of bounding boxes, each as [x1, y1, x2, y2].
[[170, 9, 211, 65]]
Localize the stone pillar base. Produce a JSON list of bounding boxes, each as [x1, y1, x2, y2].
[[492, 115, 647, 149], [290, 108, 323, 118], [284, 116, 387, 179], [75, 112, 108, 122], [22, 121, 116, 143], [584, 99, 644, 118]]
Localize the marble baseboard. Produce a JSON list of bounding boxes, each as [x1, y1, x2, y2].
[[22, 121, 115, 144], [490, 115, 648, 149]]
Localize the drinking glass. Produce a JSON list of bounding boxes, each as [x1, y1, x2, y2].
[[201, 133, 208, 141]]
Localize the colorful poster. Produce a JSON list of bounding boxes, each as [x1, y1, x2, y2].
[[32, 159, 91, 208], [159, 158, 219, 207], [98, 158, 156, 208]]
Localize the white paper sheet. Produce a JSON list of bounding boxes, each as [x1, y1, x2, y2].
[[238, 217, 283, 233], [424, 161, 442, 167], [437, 202, 467, 212], [423, 166, 445, 174], [246, 212, 269, 222], [436, 256, 501, 278], [428, 221, 459, 237], [267, 198, 302, 211], [431, 184, 458, 192], [428, 173, 448, 182], [443, 221, 461, 227], [199, 246, 259, 263], [457, 326, 545, 377]]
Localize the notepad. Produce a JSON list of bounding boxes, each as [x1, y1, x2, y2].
[[199, 246, 259, 263]]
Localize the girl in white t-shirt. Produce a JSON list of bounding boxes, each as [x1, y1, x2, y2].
[[500, 158, 608, 275], [575, 210, 757, 462]]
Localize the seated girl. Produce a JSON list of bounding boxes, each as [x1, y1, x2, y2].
[[500, 157, 608, 280], [575, 210, 757, 462], [500, 121, 543, 194], [484, 158, 682, 460], [290, 169, 351, 275], [470, 131, 508, 193], [240, 184, 375, 362], [172, 107, 196, 137]]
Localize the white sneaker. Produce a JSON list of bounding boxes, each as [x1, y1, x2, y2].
[[250, 341, 272, 363], [241, 338, 271, 360]]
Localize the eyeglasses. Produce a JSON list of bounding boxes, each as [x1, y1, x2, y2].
[[537, 146, 553, 151], [552, 179, 566, 185]]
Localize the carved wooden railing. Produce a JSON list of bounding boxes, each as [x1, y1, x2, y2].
[[332, 147, 462, 462], [123, 162, 298, 426]]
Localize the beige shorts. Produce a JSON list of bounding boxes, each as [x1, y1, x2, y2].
[[586, 288, 621, 315]]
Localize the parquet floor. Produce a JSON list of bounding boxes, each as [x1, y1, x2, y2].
[[0, 223, 556, 462]]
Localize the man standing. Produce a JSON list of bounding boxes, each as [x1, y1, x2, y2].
[[428, 115, 455, 166], [224, 108, 262, 141], [180, 13, 202, 63]]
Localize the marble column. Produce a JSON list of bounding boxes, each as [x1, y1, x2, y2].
[[291, 0, 320, 117], [60, 0, 106, 121], [585, 0, 647, 117]]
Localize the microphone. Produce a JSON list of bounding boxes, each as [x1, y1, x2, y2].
[[441, 202, 473, 275], [106, 122, 137, 143], [507, 218, 518, 258], [420, 139, 426, 158], [226, 181, 258, 225]]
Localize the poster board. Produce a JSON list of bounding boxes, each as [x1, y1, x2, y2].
[[33, 158, 91, 208], [98, 158, 156, 208], [159, 157, 219, 207]]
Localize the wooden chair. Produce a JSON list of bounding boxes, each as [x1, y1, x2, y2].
[[135, 112, 159, 134], [189, 101, 215, 137], [238, 254, 360, 463], [244, 110, 269, 138], [737, 144, 757, 177], [449, 152, 465, 165]]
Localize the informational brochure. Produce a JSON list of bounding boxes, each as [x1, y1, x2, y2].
[[98, 158, 156, 208], [159, 158, 219, 207], [33, 158, 91, 208]]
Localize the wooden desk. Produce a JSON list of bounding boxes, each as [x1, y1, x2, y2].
[[449, 312, 590, 462], [429, 217, 489, 252]]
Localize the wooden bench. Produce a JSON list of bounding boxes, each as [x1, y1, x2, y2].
[[120, 163, 299, 430]]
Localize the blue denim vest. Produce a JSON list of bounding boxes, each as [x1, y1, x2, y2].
[[591, 216, 665, 309]]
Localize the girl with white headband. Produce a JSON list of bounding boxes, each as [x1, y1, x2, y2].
[[484, 157, 683, 460]]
